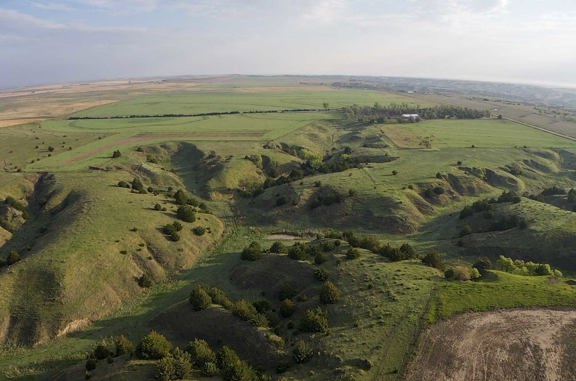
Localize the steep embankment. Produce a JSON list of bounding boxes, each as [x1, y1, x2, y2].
[[0, 169, 223, 346]]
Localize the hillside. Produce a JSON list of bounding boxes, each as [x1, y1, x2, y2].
[[1, 76, 576, 380]]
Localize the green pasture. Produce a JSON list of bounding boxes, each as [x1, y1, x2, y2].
[[430, 271, 576, 321], [381, 119, 576, 149], [71, 88, 424, 118]]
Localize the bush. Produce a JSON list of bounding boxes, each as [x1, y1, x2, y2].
[[444, 265, 480, 281], [422, 252, 444, 270], [292, 340, 314, 364], [399, 243, 416, 258], [300, 307, 329, 333], [207, 287, 233, 309], [346, 248, 361, 260], [138, 274, 153, 288], [112, 150, 121, 158], [117, 180, 131, 188], [85, 358, 97, 371], [173, 189, 189, 205], [6, 251, 21, 265], [241, 241, 262, 261], [314, 252, 328, 265], [279, 298, 296, 318], [137, 331, 172, 359], [94, 344, 111, 360], [473, 257, 492, 275], [154, 203, 163, 211], [217, 346, 258, 381], [157, 356, 176, 381], [131, 177, 145, 192], [270, 241, 286, 254], [192, 226, 206, 236], [277, 283, 297, 301], [189, 286, 212, 311], [320, 281, 341, 304], [176, 205, 196, 222], [172, 348, 192, 380], [313, 268, 328, 281], [115, 335, 134, 356], [232, 299, 258, 322], [187, 339, 216, 368]]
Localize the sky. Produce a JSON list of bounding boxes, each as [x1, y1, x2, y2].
[[1, 0, 575, 89]]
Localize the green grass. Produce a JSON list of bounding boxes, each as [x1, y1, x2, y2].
[[71, 88, 425, 118], [382, 119, 576, 149], [430, 271, 576, 322]]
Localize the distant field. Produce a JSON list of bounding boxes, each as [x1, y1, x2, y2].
[[71, 89, 425, 118], [381, 119, 576, 149]]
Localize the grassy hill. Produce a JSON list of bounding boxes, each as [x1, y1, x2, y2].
[[1, 77, 576, 380]]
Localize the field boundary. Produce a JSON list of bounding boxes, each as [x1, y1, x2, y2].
[[504, 117, 576, 142]]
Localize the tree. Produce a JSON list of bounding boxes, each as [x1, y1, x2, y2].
[[473, 256, 492, 275], [189, 286, 212, 311], [114, 335, 134, 356], [217, 346, 258, 381], [241, 241, 262, 261], [187, 338, 216, 368], [322, 102, 329, 110], [176, 205, 196, 222], [112, 150, 122, 158], [320, 281, 341, 304], [137, 331, 172, 359], [422, 252, 444, 270], [131, 177, 145, 193], [173, 189, 189, 205], [270, 241, 286, 254]]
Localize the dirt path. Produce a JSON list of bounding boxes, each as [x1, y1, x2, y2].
[[405, 309, 576, 381]]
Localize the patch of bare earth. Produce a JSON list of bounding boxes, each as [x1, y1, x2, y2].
[[406, 309, 576, 381]]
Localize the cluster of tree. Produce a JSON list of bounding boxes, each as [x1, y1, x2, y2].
[[309, 187, 346, 209], [326, 231, 417, 262], [162, 221, 183, 241], [459, 190, 522, 219], [341, 103, 489, 124], [496, 255, 563, 277], [444, 265, 481, 281], [240, 239, 340, 263]]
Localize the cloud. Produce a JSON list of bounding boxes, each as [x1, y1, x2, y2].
[[27, 1, 74, 12], [0, 7, 65, 30]]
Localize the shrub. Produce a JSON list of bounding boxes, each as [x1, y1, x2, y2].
[[232, 299, 258, 322], [270, 241, 286, 254], [279, 299, 296, 318], [94, 344, 111, 360], [131, 178, 145, 192], [314, 252, 327, 265], [300, 307, 329, 333], [137, 331, 172, 359], [207, 287, 233, 309], [172, 347, 192, 380], [112, 150, 121, 158], [287, 243, 307, 260], [187, 339, 217, 368], [189, 286, 212, 311], [313, 268, 328, 281], [173, 189, 189, 205], [346, 248, 361, 260], [6, 251, 21, 265], [498, 190, 521, 203], [117, 180, 131, 188], [192, 226, 206, 236], [320, 281, 341, 304], [218, 346, 258, 381], [445, 265, 481, 281], [241, 241, 262, 261], [154, 203, 163, 211], [399, 243, 417, 258], [114, 335, 134, 356], [157, 356, 176, 381], [138, 274, 153, 288], [176, 205, 196, 222], [85, 358, 97, 371], [277, 283, 297, 301], [422, 252, 444, 270], [292, 340, 314, 364], [473, 256, 492, 275]]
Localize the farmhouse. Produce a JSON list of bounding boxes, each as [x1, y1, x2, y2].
[[401, 113, 420, 122]]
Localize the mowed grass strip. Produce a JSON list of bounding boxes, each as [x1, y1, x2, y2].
[[381, 119, 576, 149]]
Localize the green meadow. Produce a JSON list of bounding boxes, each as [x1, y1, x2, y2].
[[2, 80, 576, 380]]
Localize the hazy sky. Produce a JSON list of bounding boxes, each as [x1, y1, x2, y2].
[[1, 0, 575, 89]]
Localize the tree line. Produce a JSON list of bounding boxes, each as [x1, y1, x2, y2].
[[342, 103, 489, 123]]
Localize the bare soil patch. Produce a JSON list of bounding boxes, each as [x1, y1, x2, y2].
[[406, 309, 576, 381]]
